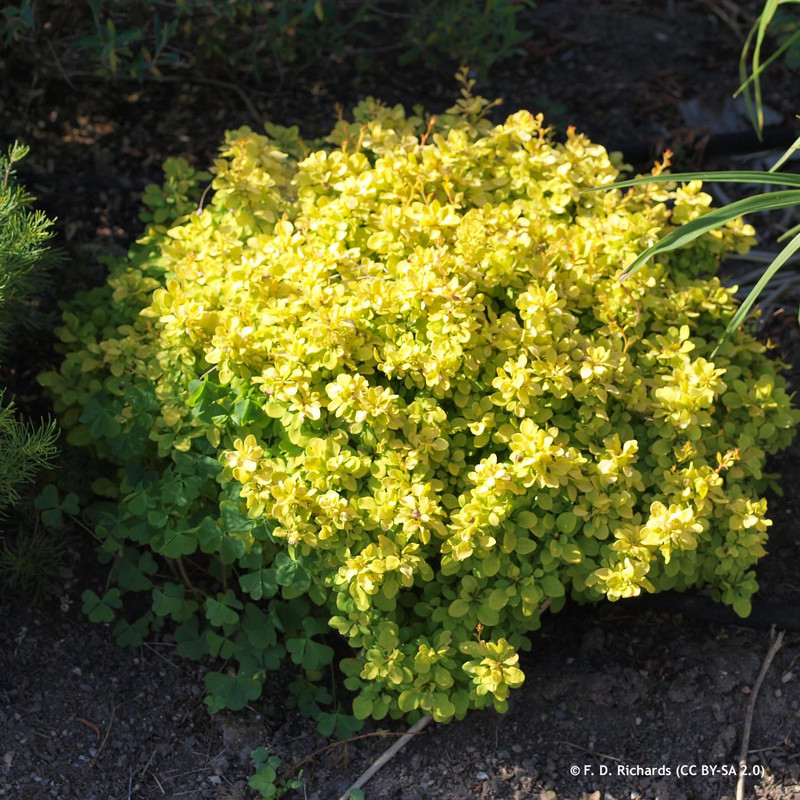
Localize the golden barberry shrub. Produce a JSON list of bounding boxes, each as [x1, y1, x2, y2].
[[40, 80, 799, 724]]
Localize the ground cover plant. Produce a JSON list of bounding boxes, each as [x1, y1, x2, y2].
[[1, 0, 534, 84], [38, 74, 800, 747]]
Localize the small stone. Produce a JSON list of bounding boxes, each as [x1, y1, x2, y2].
[[476, 771, 489, 781], [713, 671, 736, 694]]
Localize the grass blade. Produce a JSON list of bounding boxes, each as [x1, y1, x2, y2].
[[719, 230, 800, 346], [779, 219, 800, 242], [735, 0, 800, 136], [604, 171, 800, 191], [769, 132, 800, 173], [738, 18, 760, 135], [751, 0, 779, 135], [619, 190, 800, 280]]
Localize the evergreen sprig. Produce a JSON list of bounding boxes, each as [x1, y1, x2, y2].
[[0, 141, 61, 351], [0, 141, 61, 520], [0, 396, 58, 518]]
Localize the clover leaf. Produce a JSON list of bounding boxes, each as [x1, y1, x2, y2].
[[205, 670, 262, 712]]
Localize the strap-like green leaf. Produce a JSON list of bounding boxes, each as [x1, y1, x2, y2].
[[751, 0, 778, 135], [734, 0, 800, 136], [779, 219, 800, 242], [770, 134, 800, 173], [619, 190, 800, 280], [738, 27, 800, 100], [719, 230, 800, 347], [605, 171, 800, 191], [738, 14, 760, 134]]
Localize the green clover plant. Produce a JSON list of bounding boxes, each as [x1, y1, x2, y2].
[[249, 746, 302, 799]]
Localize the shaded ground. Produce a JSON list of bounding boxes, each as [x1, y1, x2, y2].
[[2, 1, 800, 799]]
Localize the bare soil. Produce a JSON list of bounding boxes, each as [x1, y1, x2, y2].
[[2, 2, 800, 799]]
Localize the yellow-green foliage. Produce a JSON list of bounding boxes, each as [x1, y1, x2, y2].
[[40, 81, 799, 724]]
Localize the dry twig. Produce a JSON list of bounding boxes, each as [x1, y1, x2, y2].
[[338, 714, 433, 800], [89, 700, 116, 768], [278, 728, 429, 783], [563, 740, 623, 763], [194, 77, 263, 127], [74, 716, 100, 741], [139, 747, 157, 780], [151, 770, 166, 795], [698, 0, 748, 41], [736, 628, 785, 800]]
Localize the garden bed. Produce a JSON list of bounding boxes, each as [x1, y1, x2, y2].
[[1, 1, 799, 798]]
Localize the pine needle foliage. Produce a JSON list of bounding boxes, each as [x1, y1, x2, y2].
[[0, 142, 61, 349], [0, 402, 58, 518], [0, 141, 60, 519]]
